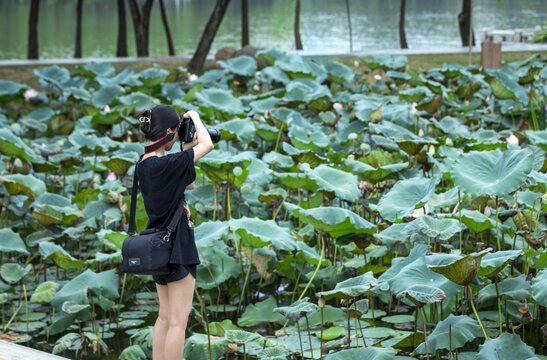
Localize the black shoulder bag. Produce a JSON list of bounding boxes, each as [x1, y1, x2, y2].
[[121, 156, 185, 275]]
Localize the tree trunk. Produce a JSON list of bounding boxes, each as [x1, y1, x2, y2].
[[28, 0, 40, 59], [159, 0, 175, 56], [294, 0, 302, 50], [127, 0, 155, 57], [74, 0, 83, 58], [241, 0, 249, 47], [399, 0, 408, 49], [345, 0, 353, 52], [116, 0, 128, 57], [458, 0, 475, 46], [187, 0, 231, 73]]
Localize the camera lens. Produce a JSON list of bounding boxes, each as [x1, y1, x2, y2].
[[208, 129, 221, 143]]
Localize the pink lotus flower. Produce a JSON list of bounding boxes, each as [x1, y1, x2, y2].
[[103, 105, 111, 113], [410, 102, 418, 114], [107, 172, 117, 181], [505, 134, 519, 146], [264, 109, 269, 119], [24, 88, 38, 101], [333, 103, 343, 113]]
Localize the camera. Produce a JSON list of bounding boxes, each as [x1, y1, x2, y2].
[[178, 117, 221, 144]]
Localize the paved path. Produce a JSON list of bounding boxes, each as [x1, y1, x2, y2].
[[0, 42, 545, 67], [0, 340, 69, 360]]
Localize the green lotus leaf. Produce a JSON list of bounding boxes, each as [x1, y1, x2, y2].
[[119, 92, 159, 112], [20, 107, 55, 133], [0, 228, 29, 256], [199, 150, 254, 185], [62, 301, 90, 315], [525, 129, 547, 151], [343, 158, 408, 182], [532, 269, 547, 307], [51, 269, 119, 310], [275, 54, 327, 81], [478, 275, 532, 303], [64, 86, 91, 102], [196, 243, 240, 290], [238, 298, 286, 327], [259, 66, 290, 85], [439, 63, 471, 78], [342, 298, 369, 318], [90, 109, 122, 125], [285, 203, 376, 237], [230, 217, 296, 251], [249, 97, 281, 114], [478, 250, 523, 277], [415, 215, 462, 240], [324, 346, 396, 360], [92, 84, 124, 108], [32, 192, 82, 226], [224, 329, 261, 345], [196, 88, 245, 116], [428, 249, 491, 286], [0, 79, 27, 97], [273, 298, 319, 321], [0, 263, 32, 284], [257, 345, 290, 360], [484, 69, 529, 106], [218, 55, 257, 77], [416, 314, 483, 354], [0, 173, 46, 199], [378, 176, 438, 222], [451, 148, 534, 197], [316, 271, 377, 300], [316, 326, 346, 341], [269, 107, 297, 128], [195, 221, 230, 248], [0, 128, 36, 161], [282, 143, 327, 168], [361, 54, 408, 70], [457, 209, 496, 233], [255, 122, 280, 142], [34, 65, 71, 90], [118, 345, 147, 360], [428, 187, 459, 209], [30, 281, 60, 303], [303, 164, 360, 202], [80, 61, 116, 78], [396, 284, 446, 307], [138, 67, 169, 87], [215, 118, 256, 144], [477, 332, 539, 360], [258, 187, 288, 206], [52, 333, 81, 355], [381, 314, 414, 324], [39, 241, 86, 269], [399, 86, 434, 103], [262, 151, 294, 169], [288, 125, 329, 151], [354, 98, 382, 122], [434, 116, 471, 139], [68, 130, 119, 154], [324, 60, 356, 83], [183, 333, 228, 360], [100, 151, 139, 176], [386, 70, 412, 83]]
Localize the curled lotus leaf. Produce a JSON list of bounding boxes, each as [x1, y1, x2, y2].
[[415, 215, 462, 241], [478, 275, 532, 303], [302, 163, 360, 202], [343, 158, 408, 182], [196, 88, 245, 116], [288, 125, 330, 151], [451, 148, 535, 197], [215, 118, 256, 144], [39, 241, 86, 269], [100, 151, 139, 176], [457, 209, 497, 233], [324, 60, 356, 83], [224, 329, 262, 345], [30, 281, 60, 303], [0, 128, 36, 161], [478, 250, 523, 277], [0, 173, 46, 199], [273, 297, 319, 322], [137, 67, 169, 87], [361, 54, 408, 70], [428, 248, 492, 286], [532, 269, 547, 307], [217, 55, 257, 77], [342, 298, 369, 318], [316, 271, 377, 300], [396, 284, 446, 307], [0, 228, 29, 255], [229, 217, 296, 251], [0, 263, 32, 284], [257, 345, 290, 360], [483, 69, 529, 106], [415, 314, 484, 354]]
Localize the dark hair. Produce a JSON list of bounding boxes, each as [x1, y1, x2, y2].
[[138, 104, 180, 141]]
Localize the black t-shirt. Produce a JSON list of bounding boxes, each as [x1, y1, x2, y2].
[[136, 148, 199, 266]]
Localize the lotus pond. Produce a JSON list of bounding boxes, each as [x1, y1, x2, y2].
[[0, 50, 546, 360]]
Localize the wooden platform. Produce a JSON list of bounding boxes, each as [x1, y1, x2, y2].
[[0, 340, 69, 360]]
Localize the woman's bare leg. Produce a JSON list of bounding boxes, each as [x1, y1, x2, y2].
[[153, 283, 169, 360], [164, 274, 195, 360]]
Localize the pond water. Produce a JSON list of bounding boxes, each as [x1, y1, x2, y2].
[[0, 0, 545, 59]]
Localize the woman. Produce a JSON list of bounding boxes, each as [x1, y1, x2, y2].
[[137, 104, 214, 360]]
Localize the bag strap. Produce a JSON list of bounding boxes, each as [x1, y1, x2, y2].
[[127, 155, 186, 237]]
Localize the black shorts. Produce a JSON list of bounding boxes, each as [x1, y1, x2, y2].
[[153, 264, 197, 285]]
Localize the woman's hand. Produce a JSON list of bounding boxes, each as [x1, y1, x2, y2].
[[182, 110, 214, 162], [182, 132, 198, 151]]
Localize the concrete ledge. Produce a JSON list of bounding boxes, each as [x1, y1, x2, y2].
[[0, 340, 69, 360]]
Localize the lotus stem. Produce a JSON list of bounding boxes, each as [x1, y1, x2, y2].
[[458, 190, 462, 252], [274, 123, 285, 153], [201, 296, 213, 360], [22, 280, 28, 333], [239, 249, 253, 310], [226, 171, 231, 220], [213, 182, 218, 221], [355, 299, 366, 347], [296, 319, 305, 356], [419, 306, 430, 360], [273, 199, 284, 221], [413, 310, 418, 348], [449, 324, 452, 360], [118, 273, 127, 316], [467, 284, 487, 339], [305, 314, 314, 360], [243, 343, 246, 360], [3, 302, 22, 332], [494, 277, 502, 336], [495, 196, 501, 250], [368, 290, 375, 321], [296, 233, 324, 302], [346, 304, 351, 349], [320, 306, 324, 360]]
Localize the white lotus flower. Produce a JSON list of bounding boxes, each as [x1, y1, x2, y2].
[[505, 134, 519, 146], [188, 74, 199, 82], [24, 88, 38, 101], [348, 132, 357, 141]]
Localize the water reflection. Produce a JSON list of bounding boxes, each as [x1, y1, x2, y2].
[[0, 0, 544, 59]]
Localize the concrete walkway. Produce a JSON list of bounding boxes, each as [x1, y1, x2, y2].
[[0, 340, 69, 360], [0, 42, 545, 67]]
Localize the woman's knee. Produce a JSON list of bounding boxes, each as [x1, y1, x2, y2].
[[167, 314, 189, 328]]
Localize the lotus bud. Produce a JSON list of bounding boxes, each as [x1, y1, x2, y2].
[[484, 206, 491, 217], [286, 117, 293, 126], [410, 102, 418, 114], [389, 83, 396, 89], [264, 109, 269, 118], [318, 296, 326, 308], [333, 102, 343, 113], [505, 134, 519, 146], [253, 84, 260, 92], [534, 74, 540, 81], [360, 143, 370, 152], [464, 100, 469, 107], [347, 154, 355, 161], [359, 181, 372, 192], [542, 193, 547, 205], [233, 81, 240, 86], [442, 91, 448, 99], [24, 88, 38, 101], [348, 132, 358, 141], [195, 202, 206, 214], [10, 123, 21, 134], [107, 172, 117, 181], [106, 191, 122, 204], [428, 145, 435, 154], [13, 158, 23, 169], [418, 128, 424, 137], [188, 74, 199, 82], [240, 183, 252, 195], [445, 137, 453, 146], [233, 166, 243, 177], [353, 60, 359, 68], [103, 104, 111, 113], [374, 74, 382, 81]]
